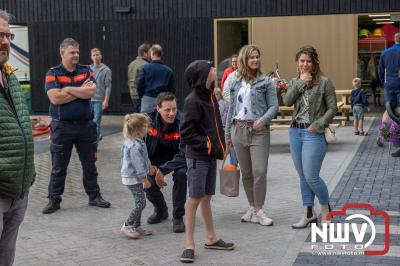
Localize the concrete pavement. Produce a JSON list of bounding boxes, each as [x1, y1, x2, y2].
[[13, 117, 399, 265]]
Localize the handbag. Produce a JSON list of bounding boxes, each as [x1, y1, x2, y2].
[[219, 145, 240, 197], [325, 126, 337, 143]]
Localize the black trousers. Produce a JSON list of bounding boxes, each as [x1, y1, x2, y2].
[[145, 167, 187, 219]]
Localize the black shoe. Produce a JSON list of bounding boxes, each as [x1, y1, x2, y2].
[[204, 239, 235, 250], [88, 194, 111, 208], [392, 148, 400, 158], [172, 218, 185, 233], [147, 210, 168, 224], [180, 249, 194, 263], [42, 197, 61, 214]]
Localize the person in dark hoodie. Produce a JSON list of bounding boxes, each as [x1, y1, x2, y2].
[[350, 77, 369, 136], [179, 60, 235, 263]]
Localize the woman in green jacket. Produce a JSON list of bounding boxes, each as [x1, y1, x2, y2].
[[283, 45, 337, 229]]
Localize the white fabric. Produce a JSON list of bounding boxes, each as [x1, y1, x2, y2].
[[234, 80, 256, 120]]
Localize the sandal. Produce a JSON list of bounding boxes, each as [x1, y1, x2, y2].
[[354, 131, 360, 135], [360, 132, 365, 136], [204, 239, 235, 250], [180, 249, 194, 263]]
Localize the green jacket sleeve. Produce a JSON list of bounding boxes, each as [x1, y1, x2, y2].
[[283, 78, 305, 106], [311, 79, 338, 131]]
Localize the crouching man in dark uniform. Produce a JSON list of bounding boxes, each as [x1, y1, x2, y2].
[[42, 38, 111, 214], [145, 92, 187, 233]]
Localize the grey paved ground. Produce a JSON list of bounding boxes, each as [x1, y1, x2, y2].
[[293, 118, 400, 266], [13, 117, 399, 265]]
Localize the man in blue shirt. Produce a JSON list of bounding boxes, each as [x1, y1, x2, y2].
[[379, 33, 400, 157], [42, 38, 111, 214], [137, 44, 176, 113]]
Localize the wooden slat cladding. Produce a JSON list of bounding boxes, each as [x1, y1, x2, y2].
[[30, 18, 213, 114], [3, 0, 400, 24]]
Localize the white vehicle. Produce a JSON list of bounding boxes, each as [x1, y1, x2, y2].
[[9, 25, 29, 82]]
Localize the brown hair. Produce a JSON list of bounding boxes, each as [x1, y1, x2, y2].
[[138, 43, 151, 56], [123, 113, 151, 139], [156, 92, 176, 107], [90, 48, 101, 54], [237, 45, 263, 83], [295, 45, 322, 85]]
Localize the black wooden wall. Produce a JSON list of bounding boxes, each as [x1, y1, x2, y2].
[[1, 0, 400, 113]]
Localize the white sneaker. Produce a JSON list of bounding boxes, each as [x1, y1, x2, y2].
[[254, 209, 274, 226], [241, 206, 255, 222], [121, 224, 141, 239], [136, 226, 153, 236]]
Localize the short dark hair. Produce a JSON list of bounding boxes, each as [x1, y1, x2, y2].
[[60, 38, 79, 52], [156, 92, 176, 107], [231, 54, 238, 58], [151, 44, 163, 57], [138, 43, 151, 56]]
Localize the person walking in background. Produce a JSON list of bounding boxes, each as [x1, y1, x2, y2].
[[215, 88, 228, 126], [42, 38, 111, 214], [137, 44, 175, 113], [0, 9, 36, 265], [90, 48, 112, 141], [128, 43, 151, 113], [180, 60, 234, 263], [350, 77, 369, 136], [225, 45, 278, 226], [378, 32, 400, 157], [120, 113, 155, 239], [220, 54, 238, 90], [283, 45, 337, 229], [221, 55, 240, 167]]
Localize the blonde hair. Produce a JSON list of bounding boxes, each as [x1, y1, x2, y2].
[[123, 113, 151, 139], [352, 77, 361, 88], [237, 45, 263, 83]]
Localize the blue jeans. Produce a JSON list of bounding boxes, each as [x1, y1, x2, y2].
[[289, 128, 329, 206], [92, 101, 103, 139], [141, 96, 157, 113], [229, 146, 238, 166], [384, 86, 400, 109], [131, 98, 141, 113]]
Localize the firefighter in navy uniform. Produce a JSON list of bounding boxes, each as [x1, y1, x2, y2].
[[42, 38, 110, 214], [144, 92, 187, 233]]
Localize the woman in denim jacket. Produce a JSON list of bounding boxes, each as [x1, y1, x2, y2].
[[225, 45, 278, 226], [283, 45, 337, 229]]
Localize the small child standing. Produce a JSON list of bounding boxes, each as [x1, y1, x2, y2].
[[120, 113, 156, 239], [350, 78, 369, 136]]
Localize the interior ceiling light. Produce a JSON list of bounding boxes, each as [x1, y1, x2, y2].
[[368, 14, 391, 17], [372, 18, 391, 21], [376, 21, 395, 25]]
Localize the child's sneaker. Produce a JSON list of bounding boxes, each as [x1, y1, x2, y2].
[[121, 223, 141, 239], [136, 226, 153, 236]]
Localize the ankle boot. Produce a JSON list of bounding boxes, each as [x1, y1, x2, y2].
[[292, 206, 317, 229], [320, 204, 332, 225]]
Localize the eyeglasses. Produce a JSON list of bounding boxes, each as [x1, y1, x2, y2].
[[0, 32, 15, 41]]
